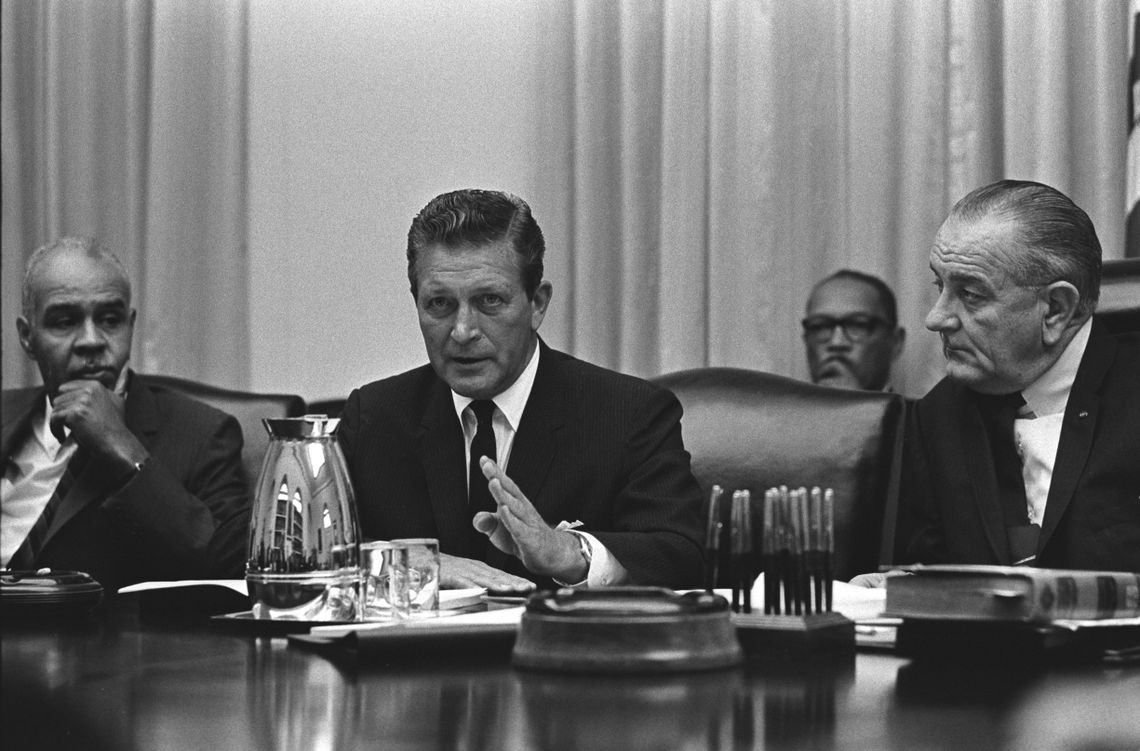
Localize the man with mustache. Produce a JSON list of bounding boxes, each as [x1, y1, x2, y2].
[[895, 180, 1140, 571], [2, 237, 249, 590], [802, 270, 905, 391], [339, 189, 704, 592]]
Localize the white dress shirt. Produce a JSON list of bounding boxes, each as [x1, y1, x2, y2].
[[1013, 319, 1092, 526], [450, 345, 628, 587], [1, 397, 78, 566], [1, 367, 131, 567]]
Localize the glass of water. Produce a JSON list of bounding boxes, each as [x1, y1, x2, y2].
[[388, 538, 440, 619], [360, 541, 399, 620]]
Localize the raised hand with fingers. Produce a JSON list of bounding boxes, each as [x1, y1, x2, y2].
[[472, 457, 587, 583]]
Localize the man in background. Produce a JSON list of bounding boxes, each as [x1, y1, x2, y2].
[[896, 180, 1139, 571], [339, 189, 705, 592], [802, 270, 905, 391], [2, 237, 250, 591]]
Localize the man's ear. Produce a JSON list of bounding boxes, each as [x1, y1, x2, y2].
[[16, 316, 33, 356], [1040, 281, 1081, 346], [530, 280, 553, 331]]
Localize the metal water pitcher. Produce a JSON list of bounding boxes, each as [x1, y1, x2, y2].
[[246, 415, 361, 621]]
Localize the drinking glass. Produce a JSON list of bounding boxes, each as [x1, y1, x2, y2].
[[388, 538, 440, 619], [360, 541, 399, 620]]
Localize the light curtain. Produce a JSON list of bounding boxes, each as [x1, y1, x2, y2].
[[1, 0, 249, 390], [3, 1, 1129, 399], [529, 0, 1130, 396]]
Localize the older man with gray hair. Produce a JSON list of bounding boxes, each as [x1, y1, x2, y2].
[[896, 180, 1140, 572], [2, 237, 249, 590]]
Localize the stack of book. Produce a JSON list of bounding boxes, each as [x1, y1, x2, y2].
[[883, 565, 1140, 663]]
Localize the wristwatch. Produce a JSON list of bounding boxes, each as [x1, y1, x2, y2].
[[554, 531, 593, 587], [569, 530, 593, 571]]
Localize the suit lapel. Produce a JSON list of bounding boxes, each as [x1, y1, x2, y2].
[[1037, 323, 1114, 555], [42, 371, 158, 549], [505, 343, 565, 506], [491, 343, 566, 571], [962, 392, 1012, 564], [417, 379, 472, 556]]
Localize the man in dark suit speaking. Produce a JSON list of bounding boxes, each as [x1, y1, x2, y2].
[[339, 189, 704, 591], [896, 180, 1140, 572], [2, 237, 249, 591]]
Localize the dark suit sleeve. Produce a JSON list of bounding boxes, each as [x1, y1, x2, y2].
[[338, 387, 362, 466], [589, 387, 705, 588], [894, 400, 948, 565], [101, 411, 249, 579]]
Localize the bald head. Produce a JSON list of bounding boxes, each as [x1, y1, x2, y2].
[[17, 237, 136, 396], [22, 237, 131, 319]]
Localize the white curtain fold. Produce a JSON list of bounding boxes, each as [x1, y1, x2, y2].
[[1, 0, 249, 391], [532, 0, 1130, 396], [4, 0, 1130, 400]]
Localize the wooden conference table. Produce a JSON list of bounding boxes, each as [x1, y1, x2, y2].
[[3, 596, 1138, 751]]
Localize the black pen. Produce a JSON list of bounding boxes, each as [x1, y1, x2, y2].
[[811, 487, 820, 615], [779, 486, 793, 615], [704, 485, 724, 594], [763, 488, 777, 614], [730, 489, 753, 613], [823, 488, 835, 612]]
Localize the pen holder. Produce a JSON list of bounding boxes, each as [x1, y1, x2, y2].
[[733, 612, 855, 661]]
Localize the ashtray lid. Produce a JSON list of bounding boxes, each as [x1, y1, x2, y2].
[[513, 587, 742, 673]]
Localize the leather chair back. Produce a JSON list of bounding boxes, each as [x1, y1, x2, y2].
[[1096, 258, 1140, 334], [653, 367, 905, 581], [142, 374, 307, 489], [306, 398, 346, 419]]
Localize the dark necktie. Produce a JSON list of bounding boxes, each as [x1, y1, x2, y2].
[[468, 400, 498, 557], [978, 392, 1038, 564], [9, 448, 89, 570]]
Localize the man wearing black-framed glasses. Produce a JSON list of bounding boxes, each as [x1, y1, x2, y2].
[[802, 270, 905, 391]]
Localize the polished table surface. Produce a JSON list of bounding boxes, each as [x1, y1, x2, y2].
[[3, 597, 1138, 751]]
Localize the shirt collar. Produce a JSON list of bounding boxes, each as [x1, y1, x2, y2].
[[35, 365, 131, 453], [1020, 319, 1091, 418], [451, 344, 541, 431]]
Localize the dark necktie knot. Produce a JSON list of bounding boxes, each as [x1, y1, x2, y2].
[[980, 391, 1026, 428], [470, 399, 496, 426]]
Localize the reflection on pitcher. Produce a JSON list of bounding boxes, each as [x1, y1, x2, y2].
[[246, 416, 362, 621]]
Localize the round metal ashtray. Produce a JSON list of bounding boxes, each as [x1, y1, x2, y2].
[[511, 587, 743, 673]]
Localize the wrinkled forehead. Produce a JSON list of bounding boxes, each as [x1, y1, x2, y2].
[[27, 249, 132, 311], [806, 277, 888, 319], [931, 214, 1023, 279], [414, 240, 525, 290]]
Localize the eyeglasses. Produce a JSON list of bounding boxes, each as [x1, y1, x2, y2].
[[801, 315, 892, 343]]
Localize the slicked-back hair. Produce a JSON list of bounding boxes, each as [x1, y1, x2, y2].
[[812, 269, 899, 326], [950, 179, 1102, 316], [22, 236, 130, 318], [406, 189, 545, 299]]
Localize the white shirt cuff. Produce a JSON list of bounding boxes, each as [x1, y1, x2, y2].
[[554, 531, 630, 588]]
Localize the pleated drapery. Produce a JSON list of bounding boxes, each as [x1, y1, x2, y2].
[[527, 0, 1130, 395], [3, 1, 1130, 398], [2, 0, 249, 390]]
